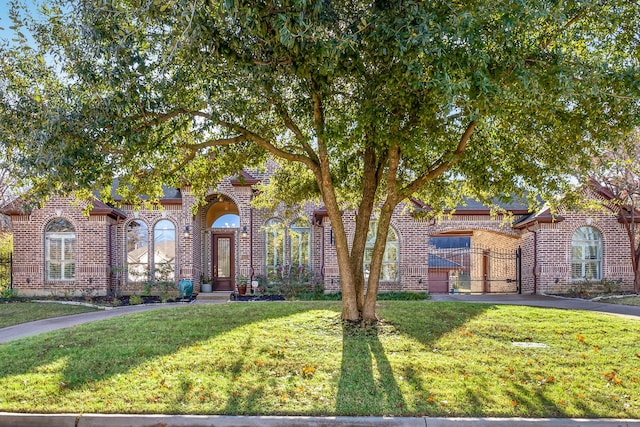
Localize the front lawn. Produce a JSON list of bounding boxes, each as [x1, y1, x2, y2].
[[0, 301, 637, 417], [600, 296, 640, 306], [0, 302, 99, 328]]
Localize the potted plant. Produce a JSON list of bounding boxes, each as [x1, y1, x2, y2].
[[236, 274, 248, 295], [200, 274, 212, 293]]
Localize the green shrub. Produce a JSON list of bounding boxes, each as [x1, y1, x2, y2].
[[0, 233, 12, 293], [1, 288, 17, 299], [297, 291, 429, 301], [568, 278, 625, 299], [128, 294, 143, 305]]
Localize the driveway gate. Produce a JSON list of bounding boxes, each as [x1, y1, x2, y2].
[[428, 246, 521, 294]]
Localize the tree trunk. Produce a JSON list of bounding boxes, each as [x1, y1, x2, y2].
[[308, 86, 360, 321], [362, 201, 396, 322], [350, 146, 382, 312], [634, 249, 640, 294], [620, 210, 640, 295], [318, 175, 360, 321]]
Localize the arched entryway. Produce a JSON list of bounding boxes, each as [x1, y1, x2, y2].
[[205, 196, 240, 291]]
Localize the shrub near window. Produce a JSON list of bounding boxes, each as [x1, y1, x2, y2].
[[266, 264, 314, 299]]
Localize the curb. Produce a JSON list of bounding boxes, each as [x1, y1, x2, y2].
[[1, 414, 640, 427]]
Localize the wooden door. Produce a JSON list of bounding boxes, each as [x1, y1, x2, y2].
[[212, 233, 235, 291]]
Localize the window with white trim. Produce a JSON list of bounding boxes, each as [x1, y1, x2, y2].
[[571, 226, 602, 280], [45, 218, 76, 281], [290, 218, 311, 268], [265, 218, 285, 278], [364, 221, 399, 281], [127, 220, 149, 282], [153, 219, 176, 281], [264, 217, 311, 281]]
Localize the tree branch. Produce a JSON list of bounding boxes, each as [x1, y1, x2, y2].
[[217, 119, 318, 171], [128, 107, 319, 175], [187, 135, 248, 150], [265, 88, 320, 164], [400, 120, 477, 198], [538, 4, 595, 51]]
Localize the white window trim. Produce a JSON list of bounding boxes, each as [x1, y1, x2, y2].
[[45, 232, 76, 281], [571, 227, 602, 281]]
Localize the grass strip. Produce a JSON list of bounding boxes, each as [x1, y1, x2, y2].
[[0, 302, 99, 328], [600, 296, 640, 306]]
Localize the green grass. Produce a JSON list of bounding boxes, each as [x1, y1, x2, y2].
[[0, 301, 638, 417], [0, 302, 99, 328], [601, 296, 640, 306]]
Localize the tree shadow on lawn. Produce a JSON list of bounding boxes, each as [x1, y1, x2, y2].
[[0, 303, 318, 391], [336, 302, 491, 416], [335, 302, 604, 418], [0, 301, 600, 417]]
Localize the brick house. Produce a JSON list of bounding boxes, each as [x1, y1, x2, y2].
[[2, 170, 635, 297]]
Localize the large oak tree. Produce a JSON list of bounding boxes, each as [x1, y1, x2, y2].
[[1, 0, 638, 322]]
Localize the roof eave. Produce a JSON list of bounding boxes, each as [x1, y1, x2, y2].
[[512, 215, 566, 229]]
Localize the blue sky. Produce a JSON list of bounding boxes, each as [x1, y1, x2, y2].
[[0, 2, 13, 40], [0, 1, 40, 45]]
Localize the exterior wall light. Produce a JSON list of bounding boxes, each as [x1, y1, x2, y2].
[[241, 226, 249, 238]]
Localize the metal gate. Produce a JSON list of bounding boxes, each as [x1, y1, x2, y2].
[[0, 253, 12, 292], [428, 246, 521, 294]]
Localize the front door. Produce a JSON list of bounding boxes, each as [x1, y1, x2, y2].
[[212, 233, 235, 291]]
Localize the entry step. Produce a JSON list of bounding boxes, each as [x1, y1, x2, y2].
[[196, 291, 232, 301]]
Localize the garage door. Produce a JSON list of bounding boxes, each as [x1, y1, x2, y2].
[[429, 270, 449, 294]]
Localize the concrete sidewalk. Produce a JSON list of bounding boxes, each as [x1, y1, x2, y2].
[[0, 413, 639, 427]]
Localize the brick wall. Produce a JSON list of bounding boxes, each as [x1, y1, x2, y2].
[[529, 212, 634, 294], [11, 197, 114, 297], [10, 181, 636, 297]]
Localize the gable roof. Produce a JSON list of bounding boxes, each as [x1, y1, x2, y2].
[[90, 199, 127, 219], [230, 171, 260, 186], [107, 179, 182, 203], [428, 253, 463, 269], [411, 196, 532, 216], [511, 206, 565, 229]]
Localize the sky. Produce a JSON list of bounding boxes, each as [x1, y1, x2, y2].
[[0, 0, 41, 46]]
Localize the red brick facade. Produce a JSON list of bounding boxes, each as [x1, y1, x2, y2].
[[6, 174, 636, 297]]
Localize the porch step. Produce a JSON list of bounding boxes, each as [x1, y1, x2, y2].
[[196, 291, 232, 302]]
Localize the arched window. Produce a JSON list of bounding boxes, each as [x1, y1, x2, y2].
[[290, 218, 310, 268], [265, 219, 285, 278], [213, 214, 240, 228], [364, 221, 399, 281], [153, 220, 176, 282], [45, 218, 75, 281], [572, 226, 602, 280], [127, 220, 149, 282]]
